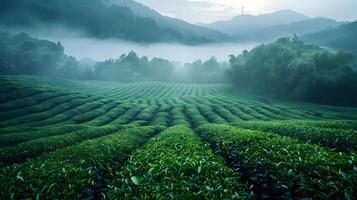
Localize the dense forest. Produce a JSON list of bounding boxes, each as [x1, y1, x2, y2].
[[0, 31, 91, 79], [95, 55, 228, 83], [227, 36, 357, 105]]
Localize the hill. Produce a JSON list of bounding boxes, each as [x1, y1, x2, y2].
[[111, 0, 232, 42], [302, 21, 357, 53], [205, 10, 309, 37], [250, 18, 342, 41], [205, 10, 340, 41], [0, 0, 228, 44], [0, 31, 91, 78], [227, 37, 357, 106]]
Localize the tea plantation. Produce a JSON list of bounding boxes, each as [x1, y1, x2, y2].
[[0, 75, 356, 199]]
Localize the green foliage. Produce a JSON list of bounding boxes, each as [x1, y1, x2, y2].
[[0, 31, 90, 78], [94, 52, 176, 82], [232, 120, 357, 151], [0, 76, 357, 199], [107, 126, 252, 199], [0, 125, 89, 148], [0, 126, 162, 199], [227, 37, 357, 106], [177, 57, 229, 83], [0, 125, 129, 166], [197, 124, 357, 199]]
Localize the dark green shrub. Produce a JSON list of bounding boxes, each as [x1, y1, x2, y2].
[[197, 124, 357, 199]]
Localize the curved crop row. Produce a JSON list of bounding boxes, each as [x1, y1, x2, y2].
[[170, 106, 191, 127], [0, 125, 132, 166], [184, 105, 209, 128], [197, 124, 356, 199], [0, 93, 83, 121], [198, 105, 227, 124], [0, 125, 89, 148], [0, 126, 162, 199], [72, 101, 118, 124], [107, 126, 252, 199], [232, 121, 357, 151]]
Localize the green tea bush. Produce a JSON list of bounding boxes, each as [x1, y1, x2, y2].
[[197, 124, 357, 199], [198, 105, 227, 124], [170, 107, 191, 127], [0, 125, 128, 166], [0, 95, 100, 127], [0, 97, 38, 112], [5, 88, 40, 100], [223, 105, 255, 121], [0, 125, 89, 148], [84, 106, 127, 126], [72, 101, 118, 123], [291, 120, 357, 131], [253, 107, 288, 120], [0, 93, 83, 121], [239, 106, 272, 121], [107, 126, 252, 199], [109, 107, 143, 125], [149, 111, 170, 127], [136, 105, 159, 121], [260, 106, 305, 119], [212, 104, 241, 123], [185, 105, 208, 127], [0, 126, 162, 199], [232, 121, 357, 151]]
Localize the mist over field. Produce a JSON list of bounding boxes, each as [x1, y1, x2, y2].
[[63, 38, 258, 62], [30, 34, 258, 62]]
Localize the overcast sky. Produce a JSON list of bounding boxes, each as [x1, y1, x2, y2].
[[135, 0, 357, 24]]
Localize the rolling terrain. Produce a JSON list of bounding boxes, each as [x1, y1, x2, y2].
[[0, 75, 356, 199]]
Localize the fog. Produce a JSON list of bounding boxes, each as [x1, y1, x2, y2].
[[32, 35, 259, 62]]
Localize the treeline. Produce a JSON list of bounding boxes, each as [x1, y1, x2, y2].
[[0, 31, 228, 83], [94, 53, 228, 83], [227, 36, 357, 106], [0, 31, 91, 79]]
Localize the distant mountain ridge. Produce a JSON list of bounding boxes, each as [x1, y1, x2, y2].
[[111, 0, 232, 42], [302, 21, 357, 53], [0, 0, 231, 44], [251, 18, 343, 41], [204, 10, 341, 41], [206, 10, 309, 36]]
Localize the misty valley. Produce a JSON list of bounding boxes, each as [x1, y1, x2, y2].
[[0, 0, 357, 199]]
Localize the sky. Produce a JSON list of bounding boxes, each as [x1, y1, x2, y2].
[[135, 0, 357, 24]]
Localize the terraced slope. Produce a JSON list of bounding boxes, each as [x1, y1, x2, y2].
[[0, 75, 356, 199], [1, 75, 356, 130]]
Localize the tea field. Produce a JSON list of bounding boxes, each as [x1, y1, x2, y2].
[[0, 76, 356, 199]]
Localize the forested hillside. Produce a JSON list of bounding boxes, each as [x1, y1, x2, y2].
[[205, 10, 341, 42], [0, 31, 91, 78], [303, 21, 357, 53], [0, 0, 223, 44], [227, 37, 357, 105], [111, 0, 232, 42]]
